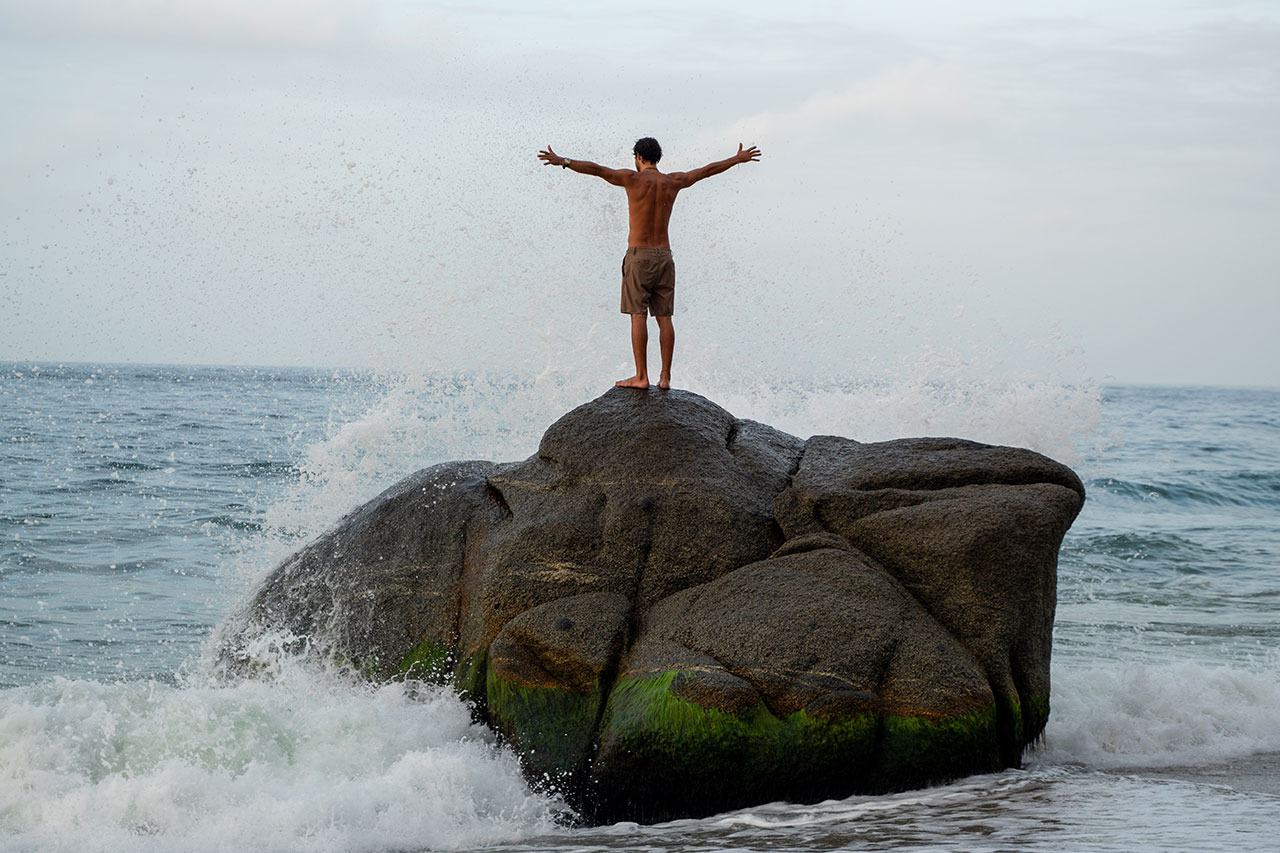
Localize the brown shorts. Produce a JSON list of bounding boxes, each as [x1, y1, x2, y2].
[[620, 247, 675, 316]]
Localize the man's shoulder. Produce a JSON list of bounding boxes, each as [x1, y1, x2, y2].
[[661, 169, 693, 187], [634, 169, 683, 187]]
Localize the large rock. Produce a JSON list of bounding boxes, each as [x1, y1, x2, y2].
[[216, 387, 1084, 823]]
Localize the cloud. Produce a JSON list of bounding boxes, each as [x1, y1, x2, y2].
[[0, 0, 379, 49], [720, 61, 987, 143]]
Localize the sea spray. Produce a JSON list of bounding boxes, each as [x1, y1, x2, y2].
[[1035, 661, 1280, 770], [255, 369, 611, 553], [0, 657, 564, 852]]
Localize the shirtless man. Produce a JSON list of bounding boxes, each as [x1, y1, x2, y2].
[[538, 137, 761, 390]]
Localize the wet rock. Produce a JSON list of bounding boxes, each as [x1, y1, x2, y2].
[[217, 387, 1085, 823]]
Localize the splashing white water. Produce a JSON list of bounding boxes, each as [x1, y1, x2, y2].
[[1036, 661, 1280, 769], [0, 659, 563, 853]]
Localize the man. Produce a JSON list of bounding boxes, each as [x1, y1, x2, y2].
[[538, 137, 761, 390]]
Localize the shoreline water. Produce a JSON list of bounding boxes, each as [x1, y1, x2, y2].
[[1119, 753, 1280, 797]]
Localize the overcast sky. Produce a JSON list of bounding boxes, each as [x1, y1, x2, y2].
[[2, 0, 1277, 387]]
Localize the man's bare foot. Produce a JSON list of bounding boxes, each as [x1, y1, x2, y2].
[[658, 371, 671, 390], [615, 375, 650, 389]]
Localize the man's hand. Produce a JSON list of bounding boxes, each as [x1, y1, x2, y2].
[[735, 143, 761, 164], [538, 145, 566, 167], [538, 149, 629, 185]]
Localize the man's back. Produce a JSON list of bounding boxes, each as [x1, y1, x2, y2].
[[623, 169, 681, 248]]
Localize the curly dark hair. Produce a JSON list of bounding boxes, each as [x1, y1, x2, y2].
[[633, 137, 662, 164]]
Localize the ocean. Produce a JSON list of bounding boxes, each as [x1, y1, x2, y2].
[[2, 363, 1278, 852]]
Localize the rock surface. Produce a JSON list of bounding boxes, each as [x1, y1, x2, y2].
[[218, 387, 1085, 823]]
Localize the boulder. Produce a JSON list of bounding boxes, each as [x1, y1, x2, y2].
[[216, 387, 1084, 823]]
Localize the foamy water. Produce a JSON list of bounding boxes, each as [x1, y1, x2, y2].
[[0, 664, 562, 853], [1039, 662, 1280, 770]]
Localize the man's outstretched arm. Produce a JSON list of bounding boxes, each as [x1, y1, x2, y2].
[[670, 143, 761, 188], [538, 145, 632, 186]]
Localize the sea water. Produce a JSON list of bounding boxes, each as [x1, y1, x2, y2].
[[2, 364, 1278, 852]]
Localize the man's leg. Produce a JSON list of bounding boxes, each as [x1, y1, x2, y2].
[[615, 313, 650, 388], [655, 315, 674, 390]]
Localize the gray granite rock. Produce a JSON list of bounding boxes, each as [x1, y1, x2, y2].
[[216, 386, 1085, 823]]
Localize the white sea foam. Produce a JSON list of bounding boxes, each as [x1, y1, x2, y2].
[[1035, 661, 1280, 769], [696, 371, 1103, 465], [0, 662, 562, 853], [251, 370, 606, 568]]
